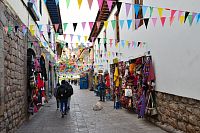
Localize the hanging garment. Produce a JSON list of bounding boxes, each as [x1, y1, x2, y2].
[[114, 66, 119, 87], [105, 74, 111, 88], [129, 63, 136, 74], [147, 62, 156, 82], [37, 74, 44, 89], [137, 91, 146, 118]]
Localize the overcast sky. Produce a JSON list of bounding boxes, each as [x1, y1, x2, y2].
[[58, 0, 99, 48]]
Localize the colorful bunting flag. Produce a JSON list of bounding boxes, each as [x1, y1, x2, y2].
[[38, 24, 43, 31], [84, 36, 88, 42], [158, 8, 163, 17], [107, 0, 113, 11], [111, 20, 116, 30], [125, 40, 129, 46], [197, 13, 200, 23], [120, 20, 124, 29], [178, 11, 183, 20], [77, 0, 82, 9], [170, 10, 177, 18], [188, 15, 193, 26], [54, 24, 59, 32], [135, 19, 140, 29], [127, 19, 132, 29], [55, 33, 59, 39], [104, 21, 109, 29], [82, 22, 86, 31], [180, 16, 185, 24], [144, 18, 149, 29], [142, 6, 148, 17], [97, 0, 103, 10], [109, 39, 113, 47], [66, 0, 70, 8], [184, 12, 190, 23], [117, 2, 122, 11], [4, 26, 8, 34], [70, 34, 74, 41], [170, 17, 175, 26], [78, 35, 81, 41], [73, 23, 77, 32], [87, 0, 93, 10], [192, 13, 197, 22], [125, 3, 131, 17], [63, 23, 68, 31], [63, 34, 67, 40], [160, 17, 166, 27], [89, 22, 94, 31], [96, 21, 101, 29], [150, 7, 154, 17], [134, 4, 140, 18], [152, 18, 157, 27]]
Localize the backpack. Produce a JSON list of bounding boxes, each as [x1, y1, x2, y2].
[[68, 85, 73, 97], [57, 85, 68, 99]]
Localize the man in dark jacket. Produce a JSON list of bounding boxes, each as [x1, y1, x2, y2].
[[98, 79, 106, 102], [57, 80, 68, 118]]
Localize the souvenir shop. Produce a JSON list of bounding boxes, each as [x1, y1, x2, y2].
[[27, 49, 48, 115], [110, 55, 157, 118]]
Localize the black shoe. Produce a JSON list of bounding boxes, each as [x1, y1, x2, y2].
[[64, 112, 67, 115], [61, 113, 64, 118]]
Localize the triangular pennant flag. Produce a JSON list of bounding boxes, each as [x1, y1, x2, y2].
[[87, 0, 93, 10], [63, 23, 68, 31], [184, 11, 190, 23], [125, 3, 131, 17], [89, 22, 94, 31], [70, 34, 74, 41], [160, 17, 166, 27], [107, 0, 113, 11], [135, 19, 140, 29], [125, 40, 129, 46], [30, 30, 35, 36], [82, 22, 86, 31], [73, 23, 77, 32], [66, 0, 70, 8], [84, 36, 88, 42], [38, 24, 43, 31], [131, 41, 134, 48], [178, 11, 183, 20], [117, 2, 122, 11], [170, 10, 176, 18], [40, 31, 44, 37], [116, 42, 119, 48], [158, 8, 163, 17], [55, 33, 59, 39], [78, 35, 81, 41], [180, 16, 185, 24], [77, 0, 82, 9], [76, 43, 78, 48], [30, 25, 34, 31], [104, 21, 108, 29], [22, 26, 27, 36], [54, 24, 59, 32], [197, 13, 200, 23], [14, 26, 19, 32], [8, 26, 12, 33], [97, 0, 103, 10], [192, 13, 197, 22], [46, 24, 50, 32], [121, 40, 125, 48], [134, 4, 140, 18], [120, 20, 124, 29], [4, 26, 8, 34], [142, 6, 148, 17], [109, 39, 113, 47], [152, 18, 157, 27], [111, 20, 116, 30], [127, 19, 132, 29], [63, 34, 67, 40], [150, 7, 154, 17], [170, 16, 175, 26], [144, 18, 149, 29], [188, 15, 193, 26], [96, 21, 101, 29], [98, 38, 101, 44]]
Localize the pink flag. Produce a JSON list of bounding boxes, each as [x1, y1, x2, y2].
[[178, 11, 183, 20], [87, 0, 93, 10], [63, 34, 67, 40], [125, 3, 131, 17], [160, 17, 166, 27], [135, 19, 140, 29], [97, 0, 103, 10], [82, 22, 86, 31], [54, 24, 59, 32], [170, 10, 176, 18], [96, 21, 101, 29], [170, 16, 175, 26], [109, 39, 113, 47], [107, 1, 113, 11], [152, 18, 157, 27], [89, 22, 94, 31], [4, 26, 8, 34]]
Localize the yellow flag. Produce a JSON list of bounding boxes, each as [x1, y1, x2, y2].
[[30, 30, 35, 36], [84, 36, 88, 42], [126, 40, 129, 46], [76, 43, 79, 48], [104, 21, 108, 29], [116, 42, 119, 48], [30, 25, 35, 31], [77, 0, 82, 9], [158, 8, 163, 17], [180, 16, 185, 24], [108, 51, 111, 57]]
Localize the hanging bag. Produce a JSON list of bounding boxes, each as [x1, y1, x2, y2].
[[145, 92, 158, 116]]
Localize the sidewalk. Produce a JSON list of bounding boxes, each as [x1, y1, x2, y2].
[[16, 85, 166, 133]]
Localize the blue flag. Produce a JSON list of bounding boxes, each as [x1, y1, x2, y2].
[[120, 20, 124, 29], [134, 4, 140, 18], [127, 19, 132, 29]]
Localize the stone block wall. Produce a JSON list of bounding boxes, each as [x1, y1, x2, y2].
[[0, 0, 28, 132], [152, 91, 200, 133]]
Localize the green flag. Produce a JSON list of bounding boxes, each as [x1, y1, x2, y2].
[[8, 26, 12, 33], [63, 23, 68, 31], [55, 33, 59, 39], [66, 0, 70, 8], [150, 7, 154, 17], [188, 15, 193, 26], [111, 20, 116, 30]]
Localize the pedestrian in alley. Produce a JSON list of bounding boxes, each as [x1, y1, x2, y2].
[[98, 79, 106, 102], [66, 81, 73, 110], [57, 80, 69, 118], [54, 83, 60, 110]]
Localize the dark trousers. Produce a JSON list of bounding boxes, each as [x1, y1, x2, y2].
[[56, 98, 59, 109], [99, 90, 105, 101], [60, 99, 68, 114]]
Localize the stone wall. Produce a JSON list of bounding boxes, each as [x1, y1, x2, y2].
[[151, 91, 200, 133], [0, 0, 28, 132]]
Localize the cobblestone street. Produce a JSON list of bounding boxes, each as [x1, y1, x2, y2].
[[16, 85, 166, 133]]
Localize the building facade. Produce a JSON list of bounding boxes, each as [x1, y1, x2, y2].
[[91, 0, 200, 132]]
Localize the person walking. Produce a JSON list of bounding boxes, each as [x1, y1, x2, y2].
[[66, 81, 73, 110], [54, 83, 60, 110], [57, 80, 69, 118], [98, 79, 106, 102]]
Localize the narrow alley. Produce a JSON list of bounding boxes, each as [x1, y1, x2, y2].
[[16, 85, 166, 133]]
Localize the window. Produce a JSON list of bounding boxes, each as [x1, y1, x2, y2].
[[134, 0, 143, 29]]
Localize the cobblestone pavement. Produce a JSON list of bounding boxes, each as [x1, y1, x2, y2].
[[16, 85, 166, 133]]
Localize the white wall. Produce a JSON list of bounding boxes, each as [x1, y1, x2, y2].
[[94, 0, 200, 100]]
